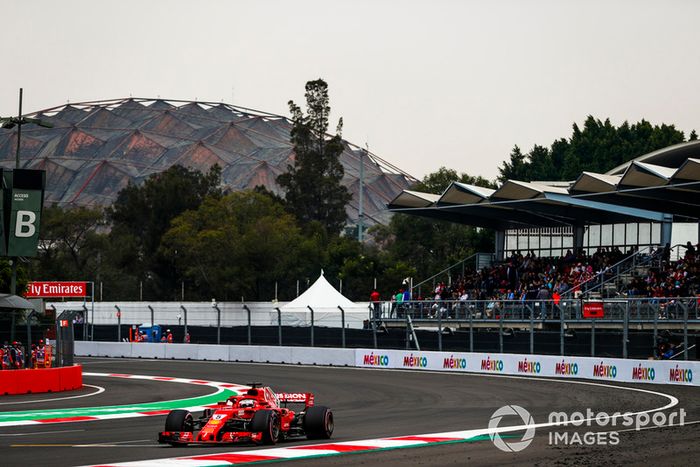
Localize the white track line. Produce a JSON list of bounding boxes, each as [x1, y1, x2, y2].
[[0, 385, 105, 406], [0, 429, 85, 437]]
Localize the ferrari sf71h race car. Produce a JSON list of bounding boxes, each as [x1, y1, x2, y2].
[[158, 383, 334, 446]]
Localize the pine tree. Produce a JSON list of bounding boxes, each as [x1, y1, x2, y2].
[[278, 79, 351, 236]]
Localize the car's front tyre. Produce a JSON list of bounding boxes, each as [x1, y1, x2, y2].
[[250, 409, 280, 445]]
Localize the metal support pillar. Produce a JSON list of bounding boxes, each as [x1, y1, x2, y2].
[[494, 230, 506, 261], [573, 225, 585, 253], [660, 213, 673, 248]]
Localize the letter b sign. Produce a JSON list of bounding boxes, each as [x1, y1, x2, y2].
[[15, 211, 36, 238]]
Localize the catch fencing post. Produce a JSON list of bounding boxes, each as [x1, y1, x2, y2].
[[26, 311, 37, 356], [307, 306, 314, 347], [405, 312, 410, 350], [115, 305, 121, 342], [529, 305, 534, 354], [90, 281, 95, 341], [437, 307, 443, 351], [337, 306, 346, 348], [82, 304, 88, 341], [499, 312, 504, 353], [242, 305, 251, 345], [623, 301, 629, 359], [469, 307, 473, 352], [591, 319, 596, 357], [213, 304, 221, 345], [683, 305, 689, 361], [275, 307, 282, 346], [559, 303, 564, 356], [180, 305, 188, 342], [372, 308, 378, 349], [653, 307, 658, 355], [148, 305, 154, 327]]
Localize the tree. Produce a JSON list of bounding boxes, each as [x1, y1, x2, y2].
[[161, 191, 324, 301], [277, 79, 352, 236], [31, 205, 106, 280], [413, 167, 497, 193], [498, 116, 692, 182], [106, 164, 222, 299]]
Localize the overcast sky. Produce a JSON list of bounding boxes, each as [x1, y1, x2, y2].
[[3, 0, 698, 181]]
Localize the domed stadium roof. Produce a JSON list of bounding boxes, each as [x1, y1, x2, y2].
[[0, 98, 416, 226]]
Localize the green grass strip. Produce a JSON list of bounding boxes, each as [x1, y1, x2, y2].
[[0, 388, 239, 422]]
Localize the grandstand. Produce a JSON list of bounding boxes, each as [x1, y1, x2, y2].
[[384, 140, 700, 359], [0, 97, 416, 227]]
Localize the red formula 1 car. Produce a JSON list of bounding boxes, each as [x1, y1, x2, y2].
[[158, 383, 334, 446]]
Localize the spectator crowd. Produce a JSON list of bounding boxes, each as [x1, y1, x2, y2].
[[384, 242, 700, 305]]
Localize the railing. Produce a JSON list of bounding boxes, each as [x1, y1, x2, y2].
[[411, 252, 495, 297], [561, 245, 660, 298], [374, 297, 699, 321], [670, 243, 695, 262]]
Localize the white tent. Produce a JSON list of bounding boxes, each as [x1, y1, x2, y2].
[[280, 271, 369, 328]]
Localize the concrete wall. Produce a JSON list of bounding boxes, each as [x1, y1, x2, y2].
[[75, 341, 698, 387]]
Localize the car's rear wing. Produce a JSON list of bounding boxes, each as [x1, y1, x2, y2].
[[277, 392, 315, 406]]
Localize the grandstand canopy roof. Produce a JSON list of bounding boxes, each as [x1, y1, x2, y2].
[[389, 141, 700, 229]]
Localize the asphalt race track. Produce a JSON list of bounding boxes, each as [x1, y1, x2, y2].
[[0, 357, 698, 466]]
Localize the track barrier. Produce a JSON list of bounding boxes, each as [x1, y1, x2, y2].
[[75, 342, 698, 387], [0, 365, 82, 395]]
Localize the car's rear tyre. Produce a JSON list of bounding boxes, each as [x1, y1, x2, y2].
[[304, 406, 333, 439], [250, 409, 280, 445]]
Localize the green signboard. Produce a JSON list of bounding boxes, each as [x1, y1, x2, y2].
[[0, 188, 5, 256], [7, 188, 42, 257], [1, 169, 45, 258]]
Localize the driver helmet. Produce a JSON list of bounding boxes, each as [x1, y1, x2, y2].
[[239, 399, 255, 408]]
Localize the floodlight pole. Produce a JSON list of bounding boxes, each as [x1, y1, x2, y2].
[[15, 89, 23, 168], [9, 89, 22, 340], [358, 146, 366, 242]]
